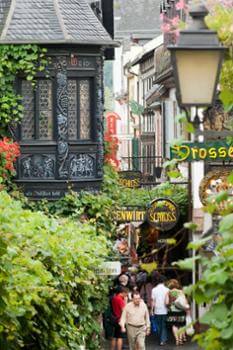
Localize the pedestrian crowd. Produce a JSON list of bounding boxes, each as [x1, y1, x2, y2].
[[103, 271, 194, 350]]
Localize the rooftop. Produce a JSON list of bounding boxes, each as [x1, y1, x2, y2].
[[0, 0, 114, 45], [114, 0, 161, 39]]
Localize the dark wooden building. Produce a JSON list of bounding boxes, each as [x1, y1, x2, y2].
[[0, 0, 115, 199]]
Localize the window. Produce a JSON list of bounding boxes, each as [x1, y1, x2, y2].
[[20, 77, 92, 141], [21, 79, 53, 140], [67, 78, 92, 140]]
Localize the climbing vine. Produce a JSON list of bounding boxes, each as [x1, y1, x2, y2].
[[0, 44, 48, 132]]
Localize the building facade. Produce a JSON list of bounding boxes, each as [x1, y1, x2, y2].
[[0, 0, 115, 199]]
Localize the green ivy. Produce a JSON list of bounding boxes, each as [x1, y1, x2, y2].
[[6, 165, 188, 348], [0, 44, 48, 131], [0, 190, 110, 349], [18, 164, 188, 239], [206, 5, 233, 111], [117, 182, 188, 218]]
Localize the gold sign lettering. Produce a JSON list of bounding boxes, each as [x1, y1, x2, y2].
[[209, 147, 217, 159], [115, 209, 146, 222], [171, 142, 233, 162], [119, 178, 140, 188], [147, 199, 179, 231]]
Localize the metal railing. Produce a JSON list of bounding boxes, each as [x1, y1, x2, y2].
[[120, 156, 164, 185]]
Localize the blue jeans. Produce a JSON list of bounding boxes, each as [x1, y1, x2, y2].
[[155, 314, 168, 344]]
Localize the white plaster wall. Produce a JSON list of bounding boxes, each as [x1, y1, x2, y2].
[[191, 162, 204, 210]]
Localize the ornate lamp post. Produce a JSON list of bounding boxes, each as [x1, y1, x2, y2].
[[167, 4, 225, 108]]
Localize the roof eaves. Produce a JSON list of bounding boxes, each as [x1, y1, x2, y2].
[[130, 37, 164, 67], [131, 49, 154, 66], [0, 39, 120, 47]]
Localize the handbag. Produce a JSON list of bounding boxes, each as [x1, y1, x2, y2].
[[150, 315, 157, 334], [186, 314, 195, 336], [174, 294, 190, 311]]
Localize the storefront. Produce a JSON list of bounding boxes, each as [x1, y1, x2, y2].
[[114, 197, 191, 285]]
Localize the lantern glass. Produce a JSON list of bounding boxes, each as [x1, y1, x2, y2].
[[174, 50, 222, 106]]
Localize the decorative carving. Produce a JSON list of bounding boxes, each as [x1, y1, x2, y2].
[[21, 155, 55, 179], [56, 56, 69, 178], [203, 100, 233, 133], [68, 55, 96, 70], [96, 56, 104, 178], [199, 169, 231, 207], [69, 154, 95, 178]]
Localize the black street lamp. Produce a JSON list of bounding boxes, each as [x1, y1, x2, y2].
[[167, 4, 226, 108]]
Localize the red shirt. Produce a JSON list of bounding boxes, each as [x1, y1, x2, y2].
[[111, 294, 126, 322]]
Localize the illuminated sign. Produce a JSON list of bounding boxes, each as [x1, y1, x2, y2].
[[115, 207, 146, 222], [170, 141, 233, 162], [118, 171, 142, 188], [146, 198, 179, 231]]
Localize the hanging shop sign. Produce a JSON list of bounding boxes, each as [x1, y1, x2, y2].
[[170, 141, 233, 162], [146, 198, 180, 231], [106, 112, 121, 135], [115, 207, 146, 222], [118, 171, 142, 188], [96, 261, 121, 276], [199, 168, 232, 206]]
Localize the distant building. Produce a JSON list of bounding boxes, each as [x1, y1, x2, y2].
[[112, 0, 162, 171], [114, 0, 161, 41]]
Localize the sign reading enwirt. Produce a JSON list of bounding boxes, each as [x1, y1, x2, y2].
[[170, 141, 233, 162], [118, 171, 142, 188], [115, 207, 146, 222], [147, 198, 179, 231]]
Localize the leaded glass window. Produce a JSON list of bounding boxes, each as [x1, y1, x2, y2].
[[67, 78, 91, 140], [68, 79, 78, 140], [21, 80, 35, 140], [20, 77, 92, 142], [79, 79, 91, 140], [20, 79, 53, 141], [38, 80, 53, 140]]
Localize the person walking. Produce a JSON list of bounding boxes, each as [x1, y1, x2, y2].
[[167, 279, 190, 346], [111, 286, 129, 350], [120, 291, 150, 350], [151, 275, 169, 346]]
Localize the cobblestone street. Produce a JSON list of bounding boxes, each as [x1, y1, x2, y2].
[[145, 335, 198, 350], [103, 334, 198, 350]]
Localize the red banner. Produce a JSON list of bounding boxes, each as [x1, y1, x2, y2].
[[106, 112, 121, 135], [104, 112, 121, 169]]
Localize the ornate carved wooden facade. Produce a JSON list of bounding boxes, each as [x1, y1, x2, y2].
[[15, 49, 105, 199], [0, 0, 115, 199]]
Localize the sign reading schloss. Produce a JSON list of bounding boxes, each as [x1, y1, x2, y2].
[[118, 171, 142, 189], [96, 261, 121, 276], [147, 198, 179, 231], [170, 141, 233, 162]]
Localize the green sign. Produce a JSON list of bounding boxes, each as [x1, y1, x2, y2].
[[170, 141, 233, 162]]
